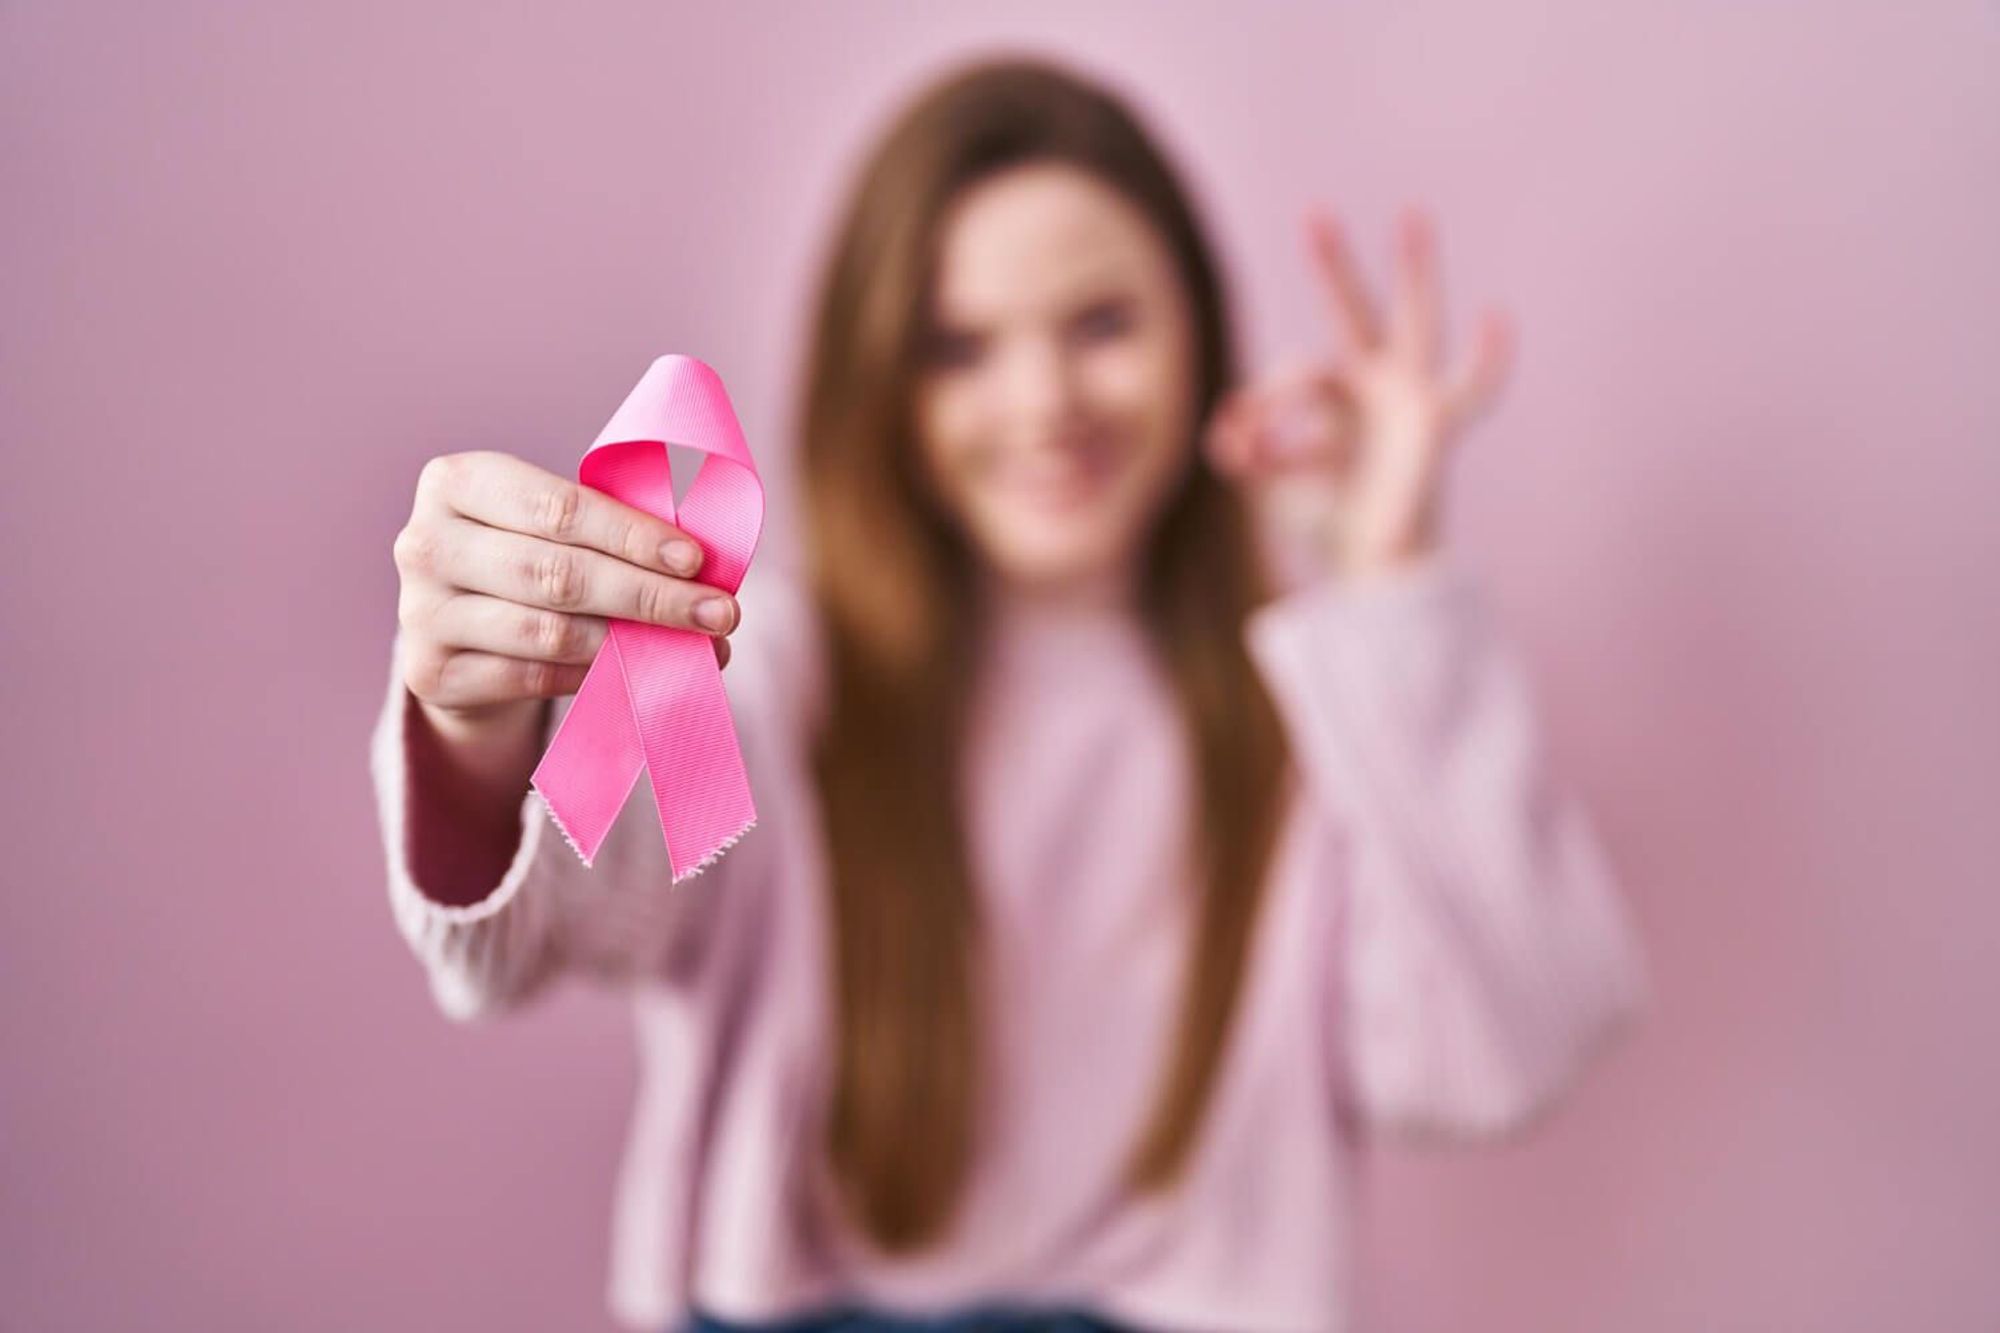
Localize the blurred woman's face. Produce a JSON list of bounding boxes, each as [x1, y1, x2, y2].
[[912, 161, 1197, 600]]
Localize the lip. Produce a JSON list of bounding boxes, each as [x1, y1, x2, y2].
[[996, 452, 1116, 511]]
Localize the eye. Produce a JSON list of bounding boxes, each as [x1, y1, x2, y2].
[[1070, 299, 1135, 344], [921, 326, 986, 371]]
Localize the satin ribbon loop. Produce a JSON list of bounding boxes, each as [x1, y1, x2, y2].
[[528, 355, 764, 881]]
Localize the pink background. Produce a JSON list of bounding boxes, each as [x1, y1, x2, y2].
[[4, 3, 1995, 1330]]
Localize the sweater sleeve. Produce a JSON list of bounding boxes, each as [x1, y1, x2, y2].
[[367, 564, 821, 1022], [1243, 553, 1651, 1141]]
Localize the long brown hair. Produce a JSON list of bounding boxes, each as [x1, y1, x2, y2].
[[797, 53, 1292, 1251]]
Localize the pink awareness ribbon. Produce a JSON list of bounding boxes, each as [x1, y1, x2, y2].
[[529, 355, 764, 881]]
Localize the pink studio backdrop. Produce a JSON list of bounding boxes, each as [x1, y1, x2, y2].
[[3, 4, 1995, 1330]]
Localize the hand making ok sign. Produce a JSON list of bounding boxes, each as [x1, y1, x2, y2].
[[1204, 204, 1514, 578]]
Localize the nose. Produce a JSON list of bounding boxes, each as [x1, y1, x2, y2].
[[1000, 336, 1083, 444]]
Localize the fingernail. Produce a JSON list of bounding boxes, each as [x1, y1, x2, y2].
[[661, 540, 702, 576], [695, 597, 735, 632]]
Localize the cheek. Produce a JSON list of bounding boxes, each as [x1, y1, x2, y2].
[[912, 384, 987, 511], [1085, 340, 1190, 485]]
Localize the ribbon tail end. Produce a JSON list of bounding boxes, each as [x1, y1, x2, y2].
[[669, 813, 757, 886], [531, 784, 602, 869]]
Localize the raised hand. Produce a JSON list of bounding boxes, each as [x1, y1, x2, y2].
[[1204, 204, 1513, 578]]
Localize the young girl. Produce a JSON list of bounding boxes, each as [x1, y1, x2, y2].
[[371, 55, 1648, 1333]]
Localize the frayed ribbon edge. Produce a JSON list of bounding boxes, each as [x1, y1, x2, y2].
[[534, 788, 755, 885]]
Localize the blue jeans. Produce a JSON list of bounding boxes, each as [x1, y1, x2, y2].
[[683, 1304, 1141, 1332]]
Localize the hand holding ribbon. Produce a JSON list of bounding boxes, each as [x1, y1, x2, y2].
[[530, 355, 765, 881]]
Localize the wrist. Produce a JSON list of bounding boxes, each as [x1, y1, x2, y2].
[[410, 693, 549, 818], [1332, 529, 1441, 581], [417, 694, 543, 748]]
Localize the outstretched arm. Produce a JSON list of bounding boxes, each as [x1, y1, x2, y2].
[[367, 564, 818, 1021]]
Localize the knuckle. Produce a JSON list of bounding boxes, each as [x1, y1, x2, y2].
[[611, 514, 650, 565], [532, 547, 587, 609], [525, 607, 576, 659], [532, 480, 585, 543], [391, 524, 439, 575], [522, 656, 565, 697], [402, 643, 452, 703], [396, 586, 427, 632], [634, 576, 679, 627], [417, 451, 464, 499], [414, 455, 445, 498]]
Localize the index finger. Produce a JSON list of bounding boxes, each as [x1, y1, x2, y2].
[[428, 450, 706, 578], [1304, 207, 1382, 355]]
